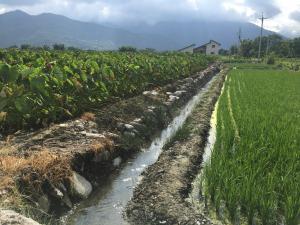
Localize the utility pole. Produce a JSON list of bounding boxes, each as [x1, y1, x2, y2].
[[237, 27, 242, 55], [258, 12, 267, 60], [238, 27, 242, 44], [265, 38, 270, 57]]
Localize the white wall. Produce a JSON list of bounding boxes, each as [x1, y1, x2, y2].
[[205, 41, 220, 55]]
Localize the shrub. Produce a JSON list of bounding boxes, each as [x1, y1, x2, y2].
[[266, 54, 275, 65]]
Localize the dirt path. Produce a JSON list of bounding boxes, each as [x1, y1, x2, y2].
[[126, 68, 227, 225]]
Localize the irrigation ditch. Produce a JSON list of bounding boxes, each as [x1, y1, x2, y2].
[[0, 63, 228, 225], [126, 67, 227, 225]]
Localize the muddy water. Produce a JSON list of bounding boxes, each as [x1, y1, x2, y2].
[[64, 76, 217, 225]]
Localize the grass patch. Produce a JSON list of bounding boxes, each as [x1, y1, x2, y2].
[[164, 120, 192, 149]]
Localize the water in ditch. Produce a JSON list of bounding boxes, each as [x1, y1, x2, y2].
[[63, 76, 217, 225]]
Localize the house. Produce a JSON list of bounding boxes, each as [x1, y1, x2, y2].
[[178, 40, 221, 55], [178, 44, 196, 53], [193, 40, 221, 55]]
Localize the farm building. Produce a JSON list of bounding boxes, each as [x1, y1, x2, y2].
[[178, 40, 221, 55], [193, 40, 221, 55], [177, 44, 196, 53]]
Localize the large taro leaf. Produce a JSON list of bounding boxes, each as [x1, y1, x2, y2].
[[0, 63, 21, 84], [0, 63, 10, 83], [0, 97, 8, 111], [14, 95, 31, 114], [51, 66, 66, 84], [30, 76, 49, 97]]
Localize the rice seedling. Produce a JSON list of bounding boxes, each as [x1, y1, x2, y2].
[[204, 65, 300, 225]]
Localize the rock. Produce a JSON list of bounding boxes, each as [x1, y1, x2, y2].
[[124, 124, 134, 130], [133, 118, 142, 123], [53, 188, 64, 199], [130, 122, 147, 133], [143, 91, 150, 95], [0, 210, 41, 225], [123, 131, 136, 138], [168, 95, 179, 102], [173, 90, 187, 97], [113, 157, 122, 167], [38, 195, 50, 212], [80, 131, 105, 138], [148, 106, 156, 110], [58, 123, 68, 128], [70, 171, 92, 199], [143, 90, 159, 96]]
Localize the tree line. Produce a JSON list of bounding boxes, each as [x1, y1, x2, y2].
[[226, 34, 300, 58]]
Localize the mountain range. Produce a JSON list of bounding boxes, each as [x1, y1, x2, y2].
[[0, 10, 275, 50]]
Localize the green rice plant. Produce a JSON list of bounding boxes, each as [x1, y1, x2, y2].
[[204, 64, 300, 225]]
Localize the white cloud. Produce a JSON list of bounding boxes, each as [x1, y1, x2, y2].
[[0, 0, 298, 36], [251, 0, 300, 37]]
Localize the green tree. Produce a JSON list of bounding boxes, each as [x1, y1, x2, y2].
[[118, 46, 137, 52], [21, 44, 31, 50], [292, 38, 300, 57], [53, 43, 65, 50], [240, 40, 255, 57], [229, 45, 238, 55], [219, 48, 229, 56]]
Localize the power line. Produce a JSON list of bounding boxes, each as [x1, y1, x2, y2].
[[258, 12, 268, 59]]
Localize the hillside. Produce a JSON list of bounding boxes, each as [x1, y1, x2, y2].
[[0, 10, 275, 50], [123, 21, 275, 49], [0, 10, 176, 50]]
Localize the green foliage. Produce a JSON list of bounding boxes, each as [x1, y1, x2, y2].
[[291, 38, 300, 57], [20, 44, 31, 50], [229, 45, 238, 55], [219, 49, 229, 56], [230, 34, 300, 58], [204, 65, 300, 225], [0, 49, 212, 133], [53, 43, 65, 50], [266, 54, 275, 65]]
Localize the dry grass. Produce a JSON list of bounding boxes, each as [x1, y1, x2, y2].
[[0, 151, 72, 194], [90, 137, 114, 153], [0, 145, 18, 155], [81, 112, 96, 121]]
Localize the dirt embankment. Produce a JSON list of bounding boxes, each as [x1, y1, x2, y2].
[[0, 64, 221, 221], [126, 68, 228, 225]]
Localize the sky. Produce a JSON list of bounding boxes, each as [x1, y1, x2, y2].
[[0, 0, 299, 37]]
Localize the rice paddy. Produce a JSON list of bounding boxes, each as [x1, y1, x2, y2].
[[203, 64, 300, 225]]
